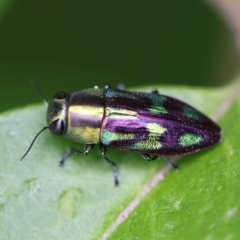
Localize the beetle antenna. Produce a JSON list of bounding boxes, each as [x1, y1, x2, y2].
[[20, 126, 49, 161], [30, 79, 48, 106]]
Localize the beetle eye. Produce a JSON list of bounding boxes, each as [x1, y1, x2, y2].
[[49, 119, 64, 135], [54, 91, 68, 99]]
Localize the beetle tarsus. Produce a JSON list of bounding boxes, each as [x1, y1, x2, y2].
[[117, 83, 125, 90], [163, 157, 179, 169], [59, 150, 72, 166], [100, 145, 119, 186], [113, 166, 119, 186]]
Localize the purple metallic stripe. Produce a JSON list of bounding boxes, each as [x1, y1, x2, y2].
[[101, 115, 220, 156], [104, 88, 220, 131]]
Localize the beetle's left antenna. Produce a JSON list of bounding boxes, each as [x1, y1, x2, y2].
[[20, 126, 49, 161], [30, 79, 48, 106]]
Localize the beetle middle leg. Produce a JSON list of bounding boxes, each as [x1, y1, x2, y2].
[[99, 144, 119, 186], [59, 144, 94, 166]]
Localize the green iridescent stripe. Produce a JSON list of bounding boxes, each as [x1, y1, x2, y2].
[[179, 134, 203, 147]]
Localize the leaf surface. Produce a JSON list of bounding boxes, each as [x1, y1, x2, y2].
[[0, 82, 238, 240]]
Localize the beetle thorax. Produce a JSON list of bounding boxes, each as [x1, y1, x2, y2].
[[66, 104, 104, 144], [64, 89, 105, 144]]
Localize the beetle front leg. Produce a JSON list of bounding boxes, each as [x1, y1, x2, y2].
[[99, 144, 119, 186], [59, 144, 94, 166]]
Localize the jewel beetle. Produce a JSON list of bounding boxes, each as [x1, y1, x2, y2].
[[20, 86, 221, 185]]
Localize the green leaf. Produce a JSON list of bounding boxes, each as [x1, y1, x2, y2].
[[0, 81, 239, 239], [0, 0, 14, 21]]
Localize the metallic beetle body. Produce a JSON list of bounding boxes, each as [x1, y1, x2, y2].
[[47, 87, 221, 156]]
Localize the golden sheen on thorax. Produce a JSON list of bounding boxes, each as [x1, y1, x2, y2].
[[66, 105, 104, 144]]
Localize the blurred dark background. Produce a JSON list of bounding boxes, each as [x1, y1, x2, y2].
[[0, 0, 238, 112]]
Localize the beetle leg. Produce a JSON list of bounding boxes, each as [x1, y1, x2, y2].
[[151, 89, 159, 94], [59, 144, 94, 166], [141, 153, 158, 161], [163, 157, 179, 169], [141, 154, 179, 169], [117, 83, 125, 90], [105, 84, 125, 90], [99, 145, 119, 186]]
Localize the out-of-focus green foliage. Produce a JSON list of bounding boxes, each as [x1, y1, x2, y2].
[[0, 1, 237, 112]]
